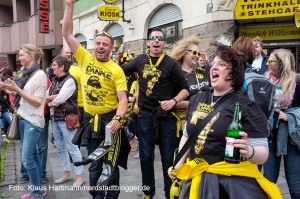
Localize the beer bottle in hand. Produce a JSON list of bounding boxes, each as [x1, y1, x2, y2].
[[225, 102, 243, 164]]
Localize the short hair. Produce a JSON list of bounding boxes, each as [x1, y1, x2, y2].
[[52, 55, 72, 73], [20, 44, 44, 62], [232, 36, 256, 65], [149, 27, 165, 38], [211, 42, 245, 91], [252, 36, 263, 47]]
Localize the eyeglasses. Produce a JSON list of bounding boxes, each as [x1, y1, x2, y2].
[[149, 35, 166, 41], [267, 59, 278, 64], [187, 50, 201, 56], [96, 31, 112, 39], [210, 61, 232, 69]]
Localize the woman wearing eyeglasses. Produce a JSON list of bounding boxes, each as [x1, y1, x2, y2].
[[168, 42, 279, 199], [170, 35, 210, 138], [263, 49, 300, 199]]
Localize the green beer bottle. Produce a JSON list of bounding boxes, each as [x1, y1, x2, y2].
[[224, 102, 243, 164]]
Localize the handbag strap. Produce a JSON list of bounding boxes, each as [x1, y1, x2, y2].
[[172, 91, 238, 168]]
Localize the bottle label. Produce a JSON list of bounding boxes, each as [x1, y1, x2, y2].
[[225, 137, 235, 157]]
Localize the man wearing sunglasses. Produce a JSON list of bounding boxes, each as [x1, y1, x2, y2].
[[62, 1, 128, 199], [121, 28, 189, 199]]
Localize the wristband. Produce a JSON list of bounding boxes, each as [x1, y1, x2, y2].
[[172, 98, 178, 104], [112, 115, 123, 124], [248, 145, 255, 160]]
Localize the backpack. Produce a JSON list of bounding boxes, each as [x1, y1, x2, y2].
[[243, 73, 275, 136]]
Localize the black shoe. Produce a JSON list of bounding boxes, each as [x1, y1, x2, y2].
[[19, 176, 29, 184], [42, 176, 48, 184]]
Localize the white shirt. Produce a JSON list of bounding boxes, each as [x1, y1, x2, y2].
[[17, 70, 47, 128]]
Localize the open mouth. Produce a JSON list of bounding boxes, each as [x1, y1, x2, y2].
[[211, 72, 219, 81]]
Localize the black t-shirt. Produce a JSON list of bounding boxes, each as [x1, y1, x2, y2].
[[183, 68, 210, 100], [122, 54, 189, 110], [186, 90, 267, 164]]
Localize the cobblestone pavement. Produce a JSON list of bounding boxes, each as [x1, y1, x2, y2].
[[0, 137, 291, 199]]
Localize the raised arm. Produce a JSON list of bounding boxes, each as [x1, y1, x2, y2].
[[62, 0, 80, 53]]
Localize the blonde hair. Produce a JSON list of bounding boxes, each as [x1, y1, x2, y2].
[[252, 36, 263, 47], [266, 48, 296, 103], [20, 44, 44, 62], [170, 35, 200, 65]]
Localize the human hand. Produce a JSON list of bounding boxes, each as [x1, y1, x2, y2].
[[168, 167, 177, 181], [278, 111, 287, 121], [159, 99, 176, 111], [110, 119, 121, 134], [233, 132, 253, 159], [66, 0, 76, 6], [1, 79, 19, 93]]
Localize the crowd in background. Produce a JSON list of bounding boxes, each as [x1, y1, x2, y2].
[[0, 2, 299, 199]]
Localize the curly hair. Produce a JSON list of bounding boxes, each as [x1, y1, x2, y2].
[[232, 36, 256, 65], [210, 42, 246, 91], [170, 35, 200, 65]]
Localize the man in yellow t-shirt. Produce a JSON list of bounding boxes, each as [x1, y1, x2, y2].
[[62, 1, 128, 198]]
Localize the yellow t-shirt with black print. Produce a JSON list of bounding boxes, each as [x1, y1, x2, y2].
[[129, 80, 139, 113], [74, 45, 127, 115]]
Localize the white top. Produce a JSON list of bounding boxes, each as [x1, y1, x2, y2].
[[252, 55, 263, 71], [17, 70, 47, 128]]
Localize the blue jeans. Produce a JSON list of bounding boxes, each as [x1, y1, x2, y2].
[[137, 109, 177, 199], [87, 138, 120, 199], [263, 132, 300, 199], [20, 122, 49, 178], [1, 111, 11, 136], [52, 121, 83, 175], [19, 119, 42, 195], [38, 122, 49, 178]]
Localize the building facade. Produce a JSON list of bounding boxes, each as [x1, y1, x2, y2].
[[0, 0, 299, 72], [0, 0, 63, 71]]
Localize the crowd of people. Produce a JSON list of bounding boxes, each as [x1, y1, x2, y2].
[[0, 0, 299, 199]]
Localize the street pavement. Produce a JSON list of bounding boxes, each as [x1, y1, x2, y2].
[[0, 136, 292, 199]]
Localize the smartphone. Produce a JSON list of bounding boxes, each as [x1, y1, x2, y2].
[[3, 79, 12, 84]]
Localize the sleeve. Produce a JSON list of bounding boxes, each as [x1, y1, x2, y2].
[[242, 99, 268, 138], [121, 55, 141, 76], [33, 72, 47, 104], [51, 78, 76, 106]]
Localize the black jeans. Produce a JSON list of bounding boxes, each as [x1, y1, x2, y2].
[[86, 138, 120, 199]]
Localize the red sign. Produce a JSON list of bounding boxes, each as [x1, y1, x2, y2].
[[38, 0, 49, 33]]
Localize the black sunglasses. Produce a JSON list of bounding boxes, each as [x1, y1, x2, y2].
[[149, 35, 166, 41], [187, 50, 201, 56], [96, 31, 112, 38]]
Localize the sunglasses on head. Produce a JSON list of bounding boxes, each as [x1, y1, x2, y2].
[[96, 31, 112, 38], [187, 50, 201, 56], [267, 58, 278, 64], [149, 35, 166, 41]]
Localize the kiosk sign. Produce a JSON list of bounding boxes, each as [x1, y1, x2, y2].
[[98, 5, 121, 21]]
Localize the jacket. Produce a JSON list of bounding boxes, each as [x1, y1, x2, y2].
[[277, 107, 300, 155]]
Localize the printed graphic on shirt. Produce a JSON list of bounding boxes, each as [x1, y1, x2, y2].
[[194, 113, 219, 155], [74, 45, 127, 115], [190, 103, 214, 125]]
